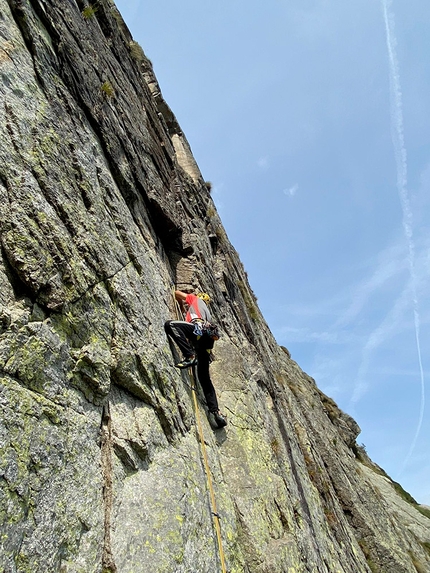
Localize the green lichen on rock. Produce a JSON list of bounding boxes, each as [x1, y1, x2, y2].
[[0, 375, 103, 571]]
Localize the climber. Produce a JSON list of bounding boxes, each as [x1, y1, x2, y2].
[[165, 290, 227, 429]]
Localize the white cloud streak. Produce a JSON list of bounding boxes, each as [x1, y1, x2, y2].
[[334, 241, 407, 330], [381, 0, 425, 473], [257, 157, 269, 170], [283, 184, 298, 197], [351, 283, 411, 405]]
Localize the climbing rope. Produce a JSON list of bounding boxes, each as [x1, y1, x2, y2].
[[172, 290, 227, 573]]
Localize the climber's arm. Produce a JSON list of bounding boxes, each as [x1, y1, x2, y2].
[[174, 290, 187, 303]]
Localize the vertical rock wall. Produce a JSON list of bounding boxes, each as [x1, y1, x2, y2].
[[0, 1, 429, 572]]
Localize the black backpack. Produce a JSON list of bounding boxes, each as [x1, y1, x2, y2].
[[203, 322, 221, 341], [193, 321, 221, 340]]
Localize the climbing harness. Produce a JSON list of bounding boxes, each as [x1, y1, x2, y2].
[[172, 289, 227, 573], [191, 318, 221, 341]]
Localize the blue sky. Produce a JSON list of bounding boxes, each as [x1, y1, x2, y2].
[[115, 0, 430, 504]]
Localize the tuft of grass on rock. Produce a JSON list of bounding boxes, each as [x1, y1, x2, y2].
[[270, 438, 280, 455], [417, 506, 430, 520], [422, 542, 430, 556], [129, 41, 145, 62], [82, 5, 98, 19], [100, 81, 114, 98], [237, 280, 259, 322]]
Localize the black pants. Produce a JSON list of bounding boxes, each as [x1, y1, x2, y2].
[[164, 320, 219, 412]]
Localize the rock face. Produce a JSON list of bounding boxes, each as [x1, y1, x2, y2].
[[0, 1, 429, 572]]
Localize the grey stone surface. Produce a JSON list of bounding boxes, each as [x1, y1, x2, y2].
[[0, 1, 429, 572]]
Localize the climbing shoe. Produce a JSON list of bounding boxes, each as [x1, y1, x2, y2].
[[175, 356, 197, 369], [211, 410, 227, 429]]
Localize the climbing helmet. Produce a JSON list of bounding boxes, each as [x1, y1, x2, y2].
[[197, 292, 211, 303]]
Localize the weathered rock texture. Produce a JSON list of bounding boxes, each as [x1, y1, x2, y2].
[[0, 1, 429, 572]]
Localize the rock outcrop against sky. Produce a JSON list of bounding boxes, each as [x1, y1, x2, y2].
[[0, 1, 429, 572]]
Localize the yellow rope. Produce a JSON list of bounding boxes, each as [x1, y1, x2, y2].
[[189, 368, 227, 573], [172, 290, 227, 573]]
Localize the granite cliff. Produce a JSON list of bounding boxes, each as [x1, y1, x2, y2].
[[1, 1, 429, 572]]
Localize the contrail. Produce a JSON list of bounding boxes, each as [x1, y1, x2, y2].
[[381, 0, 425, 474]]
